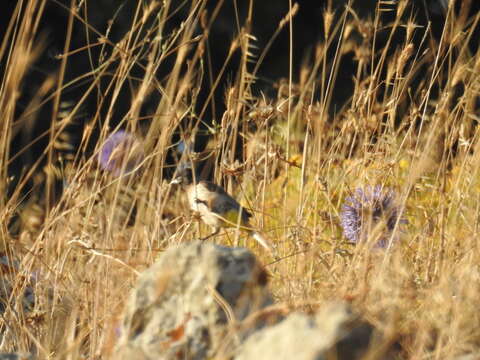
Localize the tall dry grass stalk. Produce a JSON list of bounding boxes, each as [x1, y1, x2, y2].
[[1, 0, 480, 358]]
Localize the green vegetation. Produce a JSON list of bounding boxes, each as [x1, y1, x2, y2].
[[1, 0, 480, 358]]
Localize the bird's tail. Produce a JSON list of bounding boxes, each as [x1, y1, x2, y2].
[[250, 231, 277, 256]]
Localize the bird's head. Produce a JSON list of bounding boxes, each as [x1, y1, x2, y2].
[[170, 162, 195, 186]]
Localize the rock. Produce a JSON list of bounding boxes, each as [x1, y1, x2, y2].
[[0, 253, 35, 316], [0, 272, 36, 355], [115, 241, 272, 360], [0, 277, 35, 316], [0, 353, 32, 360], [455, 355, 480, 360], [235, 302, 376, 360]]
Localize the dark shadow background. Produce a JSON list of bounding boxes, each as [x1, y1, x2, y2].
[[1, 0, 479, 205]]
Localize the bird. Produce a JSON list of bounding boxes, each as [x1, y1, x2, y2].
[[170, 163, 274, 253]]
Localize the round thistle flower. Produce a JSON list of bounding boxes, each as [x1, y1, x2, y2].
[[98, 130, 144, 177], [340, 186, 405, 247]]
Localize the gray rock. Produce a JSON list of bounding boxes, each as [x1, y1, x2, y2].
[[0, 255, 35, 316], [235, 302, 376, 360], [0, 275, 36, 354], [0, 255, 36, 351], [0, 278, 31, 315], [455, 355, 480, 360], [0, 353, 32, 360], [115, 241, 272, 360]]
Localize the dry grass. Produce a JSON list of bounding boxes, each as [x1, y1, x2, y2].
[[1, 0, 480, 358]]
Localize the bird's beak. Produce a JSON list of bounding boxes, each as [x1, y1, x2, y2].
[[170, 177, 182, 185]]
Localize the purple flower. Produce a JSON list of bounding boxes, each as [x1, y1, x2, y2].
[[340, 186, 405, 247], [98, 130, 144, 177]]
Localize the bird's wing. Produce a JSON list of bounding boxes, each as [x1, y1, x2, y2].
[[199, 181, 252, 221]]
